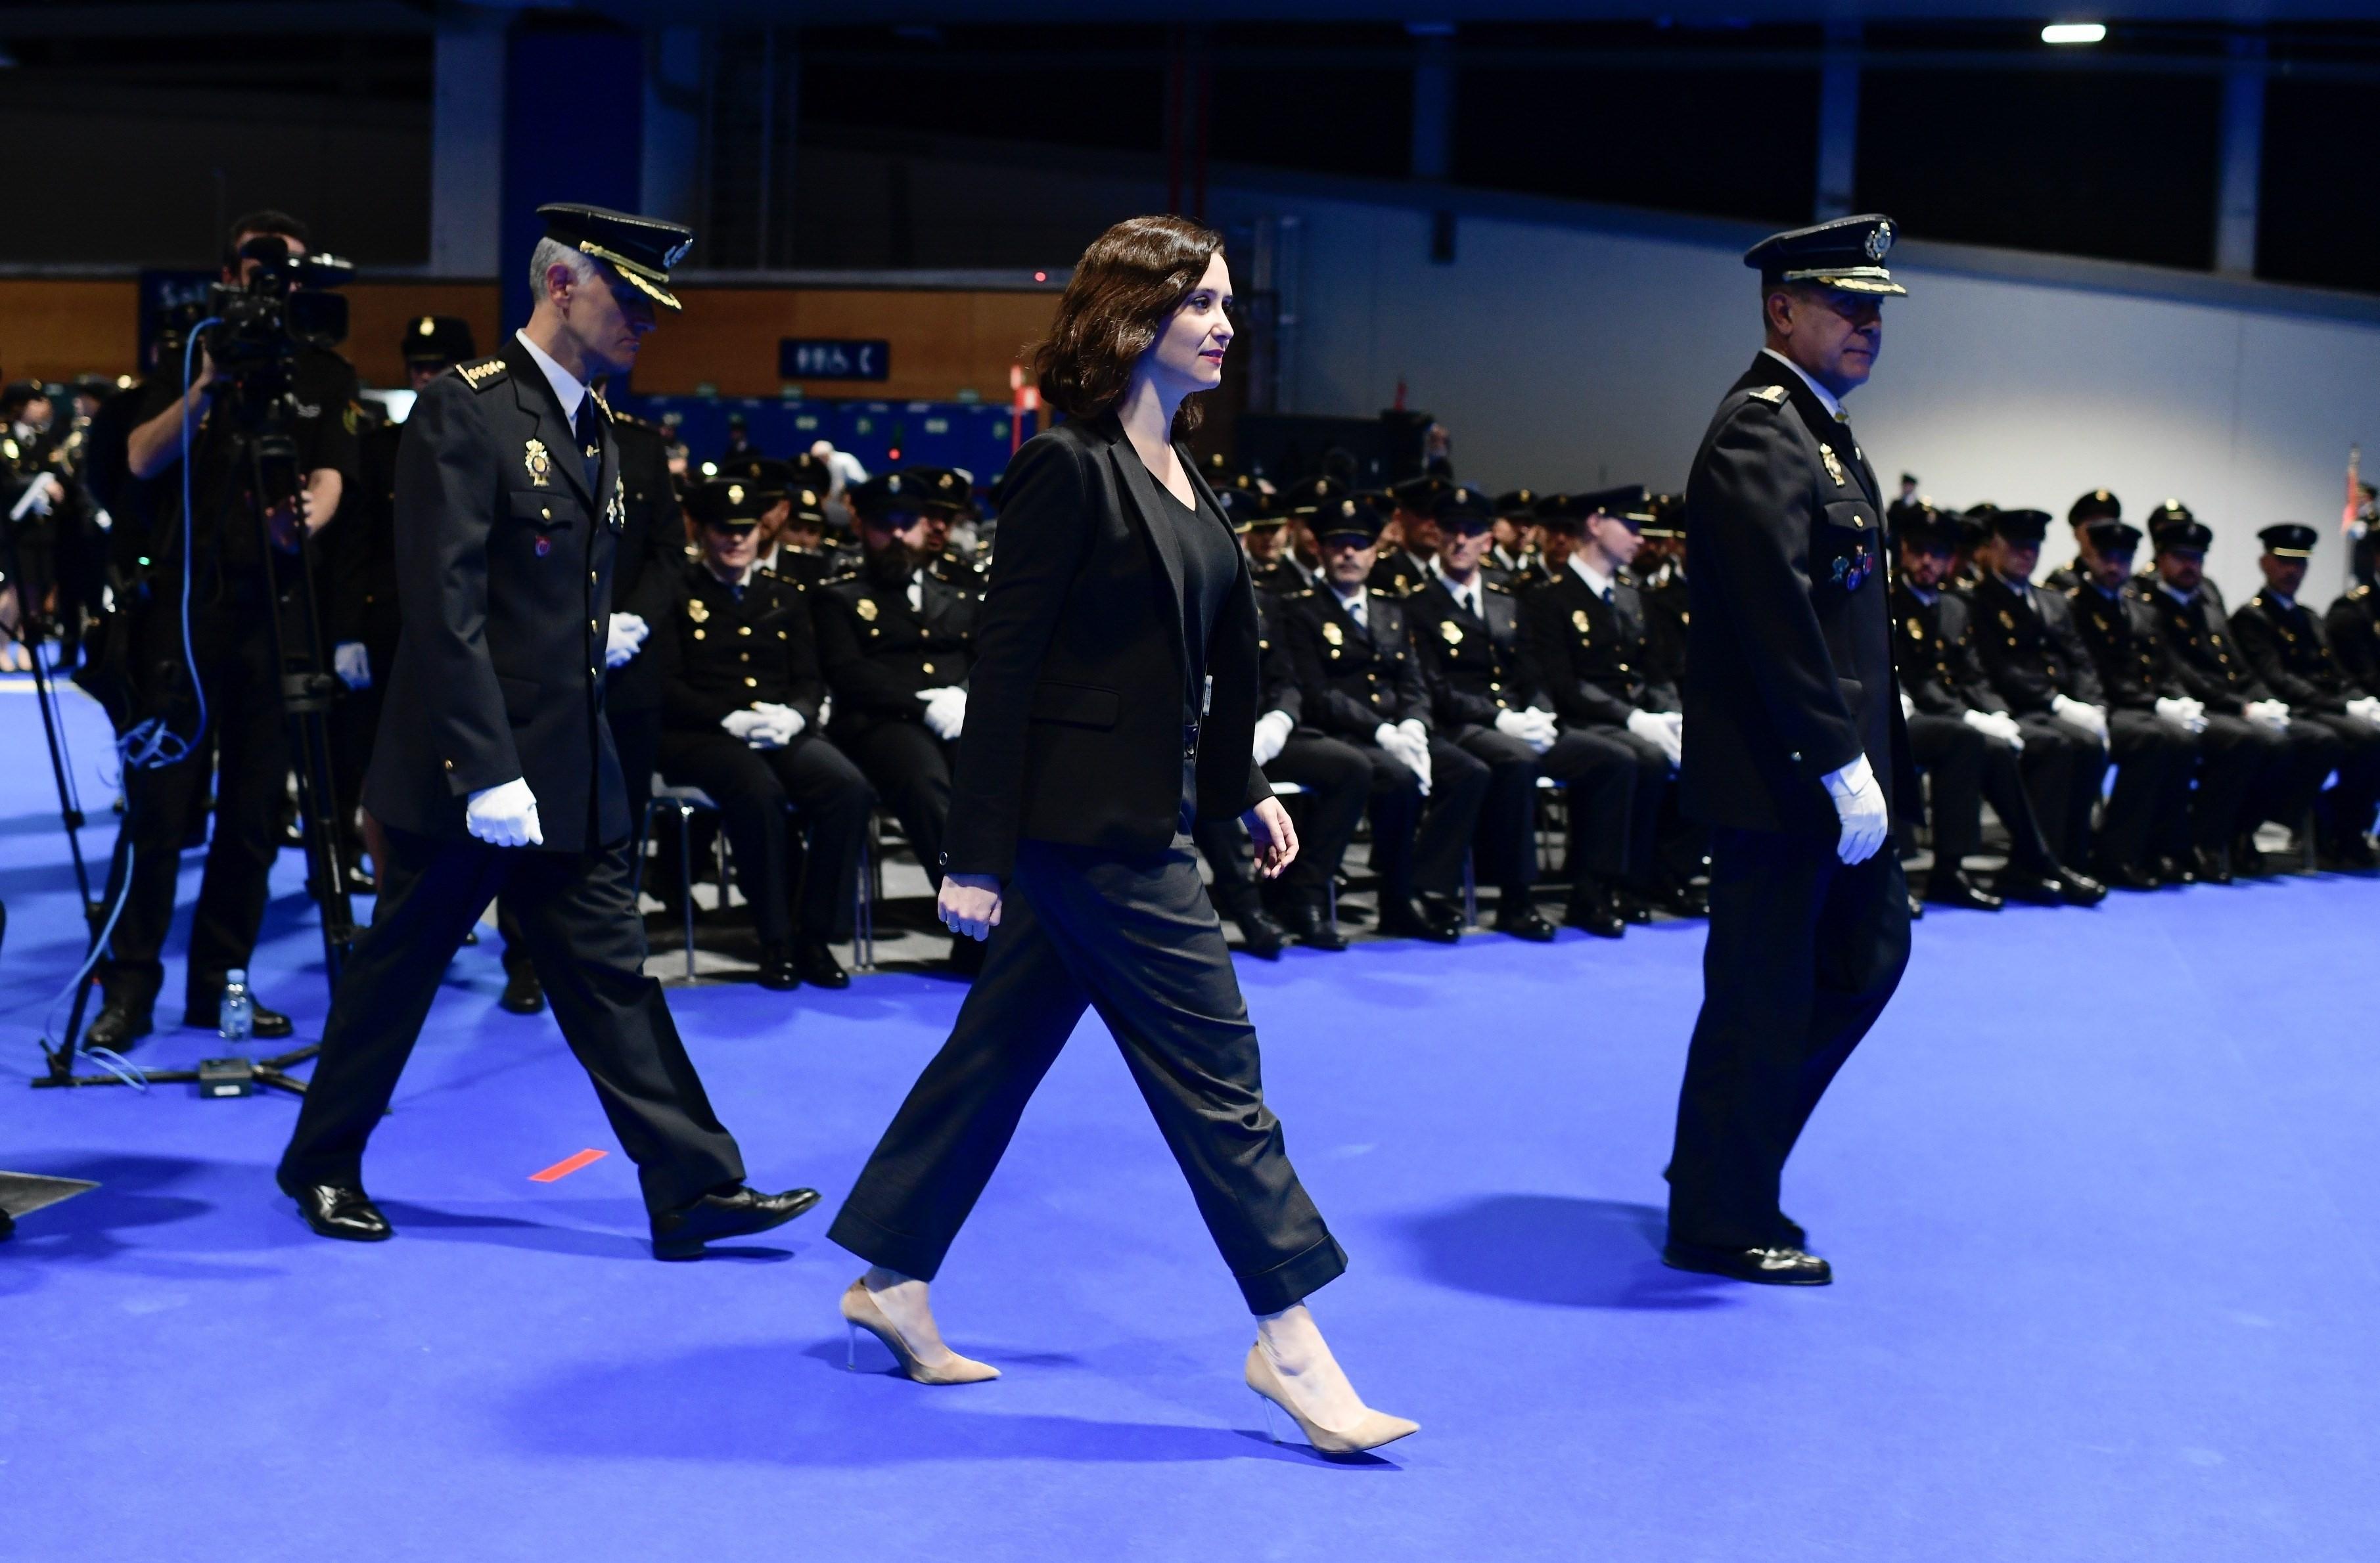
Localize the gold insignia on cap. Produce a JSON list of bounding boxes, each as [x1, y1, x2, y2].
[[727, 484, 744, 505], [1821, 446, 1847, 486], [417, 318, 435, 336], [1322, 621, 1344, 646], [1439, 618, 1463, 645], [687, 598, 710, 623], [1867, 220, 1894, 260], [523, 438, 552, 487], [856, 598, 879, 622]]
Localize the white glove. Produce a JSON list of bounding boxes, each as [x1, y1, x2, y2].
[[605, 612, 649, 669], [750, 701, 805, 747], [332, 641, 371, 691], [2346, 695, 2380, 729], [2156, 695, 2210, 734], [1821, 752, 1888, 866], [1961, 708, 2025, 750], [465, 778, 543, 848], [721, 708, 769, 742], [1252, 708, 1295, 767], [11, 474, 60, 521], [2245, 698, 2291, 733], [919, 685, 967, 740], [1899, 689, 1915, 721], [1626, 707, 1684, 769], [1494, 708, 1557, 754], [2050, 693, 2109, 740], [1375, 721, 1432, 796]]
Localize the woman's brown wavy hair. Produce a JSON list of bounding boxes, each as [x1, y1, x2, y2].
[[1029, 214, 1225, 433]]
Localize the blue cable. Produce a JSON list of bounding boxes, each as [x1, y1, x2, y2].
[[114, 322, 217, 771]]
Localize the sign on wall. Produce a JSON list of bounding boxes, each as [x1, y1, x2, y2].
[[779, 338, 891, 382]]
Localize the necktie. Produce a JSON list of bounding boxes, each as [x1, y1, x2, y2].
[[1350, 595, 1366, 629], [572, 397, 601, 495], [1602, 585, 1615, 606]]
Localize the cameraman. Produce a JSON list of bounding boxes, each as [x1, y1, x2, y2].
[[87, 210, 357, 1051]]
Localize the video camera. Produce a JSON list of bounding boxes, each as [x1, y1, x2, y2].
[[201, 234, 352, 403]]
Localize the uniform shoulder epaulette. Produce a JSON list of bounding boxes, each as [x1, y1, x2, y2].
[[820, 570, 861, 590], [1484, 579, 1514, 597], [610, 407, 658, 432], [1281, 586, 1315, 600], [1745, 384, 1789, 405], [453, 357, 509, 392], [2353, 583, 2373, 600]]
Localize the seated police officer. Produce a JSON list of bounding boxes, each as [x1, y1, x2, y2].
[[2043, 489, 2122, 591], [657, 478, 875, 989], [1892, 507, 2099, 907], [2063, 518, 2205, 889], [1521, 486, 1708, 922], [1632, 493, 1690, 691], [905, 466, 984, 584], [813, 469, 979, 966], [2231, 522, 2380, 869], [2139, 507, 2331, 880], [1368, 475, 1448, 598], [1488, 491, 1542, 585], [1238, 489, 1313, 595], [1402, 484, 1580, 942], [1280, 490, 1482, 943], [1965, 509, 2115, 897], [2327, 552, 2380, 693]]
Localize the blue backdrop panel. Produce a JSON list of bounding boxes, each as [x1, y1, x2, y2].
[[501, 24, 644, 339], [619, 396, 1023, 495]]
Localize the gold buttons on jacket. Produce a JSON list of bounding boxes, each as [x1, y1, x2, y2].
[[921, 662, 936, 675], [738, 625, 752, 637], [744, 676, 758, 688]]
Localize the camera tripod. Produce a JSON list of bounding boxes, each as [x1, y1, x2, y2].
[[33, 406, 356, 1098]]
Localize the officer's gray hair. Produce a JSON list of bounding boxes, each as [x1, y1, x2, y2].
[[528, 237, 597, 304]]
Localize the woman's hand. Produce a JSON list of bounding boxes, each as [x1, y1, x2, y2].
[[938, 872, 1003, 941], [1245, 797, 1299, 880]]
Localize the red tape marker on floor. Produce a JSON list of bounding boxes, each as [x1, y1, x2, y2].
[[529, 1148, 608, 1183]]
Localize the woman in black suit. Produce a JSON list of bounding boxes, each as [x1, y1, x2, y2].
[[827, 216, 1413, 1455]]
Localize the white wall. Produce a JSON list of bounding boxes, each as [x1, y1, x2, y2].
[[1217, 188, 2380, 606]]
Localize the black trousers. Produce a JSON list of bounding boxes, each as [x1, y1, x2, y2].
[[1347, 735, 1488, 901], [1193, 733, 1371, 920], [828, 836, 1346, 1315], [2306, 710, 2380, 839], [840, 719, 955, 890], [1534, 727, 1641, 888], [2099, 709, 2189, 871], [327, 638, 396, 858], [2011, 714, 2107, 867], [1450, 727, 1544, 895], [2258, 718, 2345, 834], [99, 595, 288, 1012], [499, 702, 664, 976], [656, 729, 876, 944], [2191, 714, 2288, 849], [280, 828, 744, 1215], [1667, 827, 1911, 1250], [1905, 712, 2057, 873]]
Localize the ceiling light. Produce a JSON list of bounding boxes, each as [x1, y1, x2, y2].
[[2042, 22, 2107, 45]]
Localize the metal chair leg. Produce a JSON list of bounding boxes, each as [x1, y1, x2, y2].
[[1461, 848, 1478, 930], [677, 801, 697, 981], [854, 832, 875, 972]]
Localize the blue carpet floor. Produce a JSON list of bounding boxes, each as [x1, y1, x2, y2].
[[2, 681, 2375, 1562]]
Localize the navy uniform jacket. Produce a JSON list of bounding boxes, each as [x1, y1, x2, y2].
[[2327, 584, 2380, 690], [2138, 579, 2267, 716], [2067, 580, 2185, 712], [1253, 588, 1303, 722], [605, 411, 689, 717], [1889, 582, 1998, 716], [1969, 573, 2105, 714], [662, 561, 827, 734], [1524, 566, 1677, 727], [1680, 357, 1912, 836], [2233, 589, 2368, 713], [1282, 585, 1431, 738], [812, 564, 978, 738], [1406, 573, 1540, 734], [363, 336, 629, 851], [1367, 550, 1432, 599]]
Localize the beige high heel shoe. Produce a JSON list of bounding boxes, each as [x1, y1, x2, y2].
[[1244, 1342, 1418, 1455], [839, 1278, 1001, 1385]]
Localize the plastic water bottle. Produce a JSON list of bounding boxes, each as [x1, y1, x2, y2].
[[219, 968, 254, 1049]]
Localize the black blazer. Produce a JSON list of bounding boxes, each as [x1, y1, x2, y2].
[[1680, 355, 1913, 837], [943, 414, 1270, 878], [1524, 566, 1676, 728], [363, 335, 629, 851]]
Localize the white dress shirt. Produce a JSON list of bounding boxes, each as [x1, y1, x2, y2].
[[1760, 347, 1846, 420], [515, 329, 587, 423], [1433, 562, 1484, 618], [1331, 581, 1369, 629], [1567, 552, 1618, 601]]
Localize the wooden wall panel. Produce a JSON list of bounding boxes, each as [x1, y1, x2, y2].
[[630, 286, 1059, 400], [341, 284, 503, 389], [0, 281, 138, 385]]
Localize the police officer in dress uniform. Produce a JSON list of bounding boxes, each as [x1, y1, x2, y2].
[[2231, 522, 2380, 868], [277, 204, 815, 1254], [812, 469, 981, 966], [2138, 509, 2333, 880], [1664, 214, 1920, 1287], [1367, 474, 1449, 598], [1279, 494, 1482, 942], [656, 477, 875, 987], [1488, 489, 1542, 585], [2061, 518, 2207, 888], [2329, 576, 2380, 694], [1963, 509, 2113, 901], [2043, 489, 2122, 591], [1889, 505, 2092, 907], [1632, 493, 1691, 690], [1400, 484, 1566, 941], [904, 466, 984, 585], [1521, 486, 1710, 922]]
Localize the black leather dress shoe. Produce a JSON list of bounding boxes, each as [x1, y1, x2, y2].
[[182, 995, 294, 1038], [1378, 896, 1463, 943], [2231, 835, 2274, 878], [283, 1181, 392, 1242], [651, 1185, 821, 1260], [344, 861, 378, 896], [499, 963, 547, 1013], [1231, 907, 1289, 960], [794, 938, 850, 989], [1611, 889, 1657, 925], [2193, 846, 2233, 886], [85, 995, 154, 1053], [0, 1206, 13, 1241], [1563, 886, 1627, 939], [1662, 1240, 1832, 1286], [2095, 860, 2162, 892], [1923, 869, 2003, 911], [757, 944, 801, 991], [2160, 855, 2197, 886], [1493, 903, 1558, 942], [1273, 900, 1348, 951], [1994, 871, 2067, 907], [2054, 869, 2107, 906], [1656, 881, 1710, 918]]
